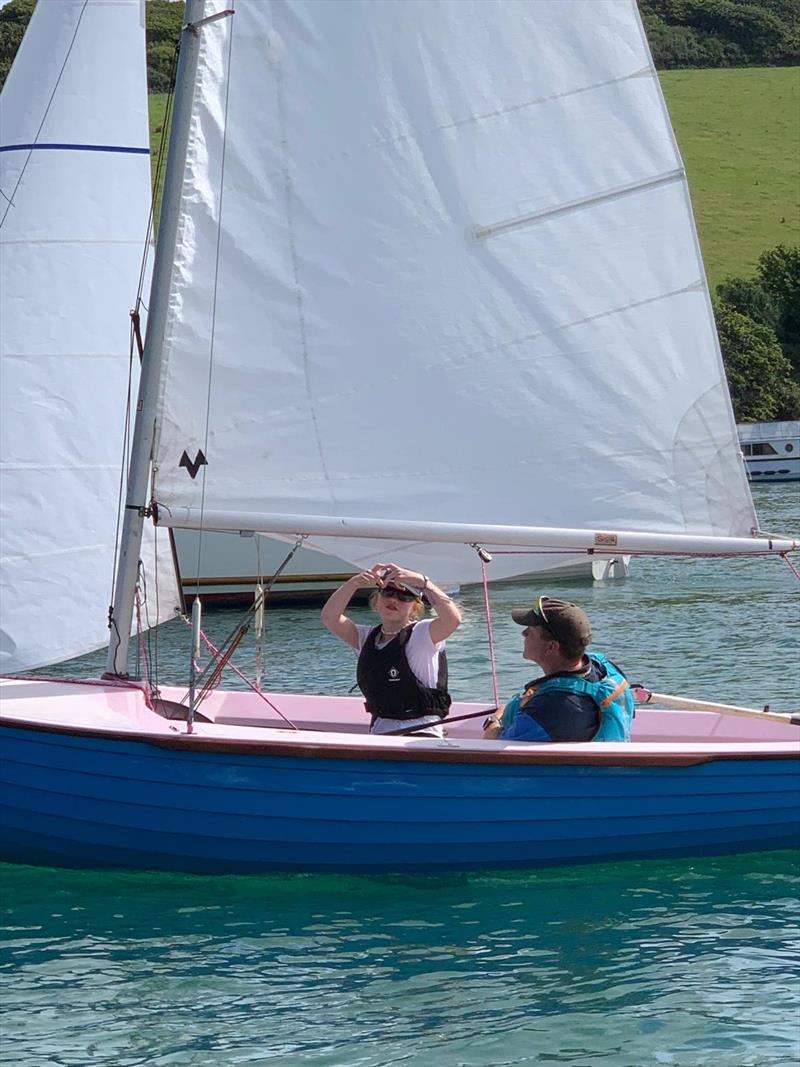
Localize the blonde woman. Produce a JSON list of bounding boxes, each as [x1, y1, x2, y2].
[[321, 563, 461, 736]]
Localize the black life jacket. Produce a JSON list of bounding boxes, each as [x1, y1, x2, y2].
[[355, 623, 451, 721]]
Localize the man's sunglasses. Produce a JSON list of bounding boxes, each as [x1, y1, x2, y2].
[[530, 595, 557, 635], [378, 586, 418, 603]]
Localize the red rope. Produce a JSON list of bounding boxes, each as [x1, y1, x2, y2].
[[479, 554, 500, 709], [781, 552, 800, 582]]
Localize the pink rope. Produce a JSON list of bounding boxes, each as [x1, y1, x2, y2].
[[479, 554, 500, 709], [488, 547, 790, 559], [1, 673, 153, 707], [134, 590, 151, 693], [196, 629, 298, 729], [781, 552, 800, 582]]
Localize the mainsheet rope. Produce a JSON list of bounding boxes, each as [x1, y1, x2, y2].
[[489, 547, 798, 560], [472, 545, 500, 710]]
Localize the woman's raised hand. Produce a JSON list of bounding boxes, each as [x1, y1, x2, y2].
[[351, 570, 379, 589], [370, 563, 420, 588]]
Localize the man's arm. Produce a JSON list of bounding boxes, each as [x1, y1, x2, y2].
[[501, 711, 551, 743]]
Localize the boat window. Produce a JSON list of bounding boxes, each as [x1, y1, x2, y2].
[[752, 443, 779, 455], [785, 443, 794, 452], [741, 444, 752, 455]]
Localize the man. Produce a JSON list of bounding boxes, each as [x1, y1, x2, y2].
[[483, 596, 634, 743]]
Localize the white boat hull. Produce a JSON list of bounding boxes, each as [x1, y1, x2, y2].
[[738, 421, 800, 482], [171, 529, 627, 606]]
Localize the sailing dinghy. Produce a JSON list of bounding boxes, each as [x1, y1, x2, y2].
[[1, 0, 798, 874]]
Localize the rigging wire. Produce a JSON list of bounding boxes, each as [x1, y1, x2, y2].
[[487, 546, 797, 560], [193, 627, 298, 729], [178, 537, 307, 715], [108, 35, 181, 673], [192, 13, 237, 598]]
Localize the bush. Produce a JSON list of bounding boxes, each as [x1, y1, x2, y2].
[[0, 0, 35, 87], [0, 0, 181, 93], [638, 0, 800, 67], [714, 300, 800, 420], [756, 245, 800, 366], [145, 1, 182, 93], [715, 277, 779, 331]]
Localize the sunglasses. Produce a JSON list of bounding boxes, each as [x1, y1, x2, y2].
[[531, 595, 558, 636], [378, 586, 418, 603], [535, 594, 549, 624]]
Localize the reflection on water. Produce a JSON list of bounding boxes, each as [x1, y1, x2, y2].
[[1, 853, 799, 1067]]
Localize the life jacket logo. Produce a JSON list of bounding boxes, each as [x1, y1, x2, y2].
[[388, 668, 400, 682]]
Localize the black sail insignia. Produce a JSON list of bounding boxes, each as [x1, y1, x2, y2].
[[179, 449, 207, 479]]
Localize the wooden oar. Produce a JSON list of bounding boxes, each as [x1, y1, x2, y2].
[[633, 687, 800, 726]]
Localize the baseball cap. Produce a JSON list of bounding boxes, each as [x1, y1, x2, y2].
[[511, 596, 592, 648]]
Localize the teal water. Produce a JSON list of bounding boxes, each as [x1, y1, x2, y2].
[[2, 485, 799, 1066], [1, 856, 798, 1066]]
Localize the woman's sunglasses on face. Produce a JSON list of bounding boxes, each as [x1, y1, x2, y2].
[[378, 586, 418, 603]]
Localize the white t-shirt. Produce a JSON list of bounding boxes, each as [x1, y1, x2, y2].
[[353, 620, 446, 736]]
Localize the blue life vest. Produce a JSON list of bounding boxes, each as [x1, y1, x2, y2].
[[533, 652, 635, 741]]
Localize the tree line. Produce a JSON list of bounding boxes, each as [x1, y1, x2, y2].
[[4, 1, 798, 94], [714, 246, 800, 421], [639, 0, 800, 68], [0, 0, 183, 91]]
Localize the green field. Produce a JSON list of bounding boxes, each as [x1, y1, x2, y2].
[[659, 66, 799, 288], [149, 66, 800, 288]]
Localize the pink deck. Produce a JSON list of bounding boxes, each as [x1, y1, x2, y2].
[[1, 677, 797, 755]]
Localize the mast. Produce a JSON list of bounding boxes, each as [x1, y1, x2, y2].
[[106, 0, 211, 676]]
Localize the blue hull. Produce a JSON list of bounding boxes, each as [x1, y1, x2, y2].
[[1, 724, 798, 872]]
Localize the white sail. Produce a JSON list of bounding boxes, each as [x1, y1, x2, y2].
[[0, 0, 179, 673], [152, 0, 756, 584]]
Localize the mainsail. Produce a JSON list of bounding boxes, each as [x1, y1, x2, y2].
[[151, 0, 756, 584], [0, 0, 179, 672]]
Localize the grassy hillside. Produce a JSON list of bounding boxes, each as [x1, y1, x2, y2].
[[148, 66, 800, 287], [659, 66, 799, 287]]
